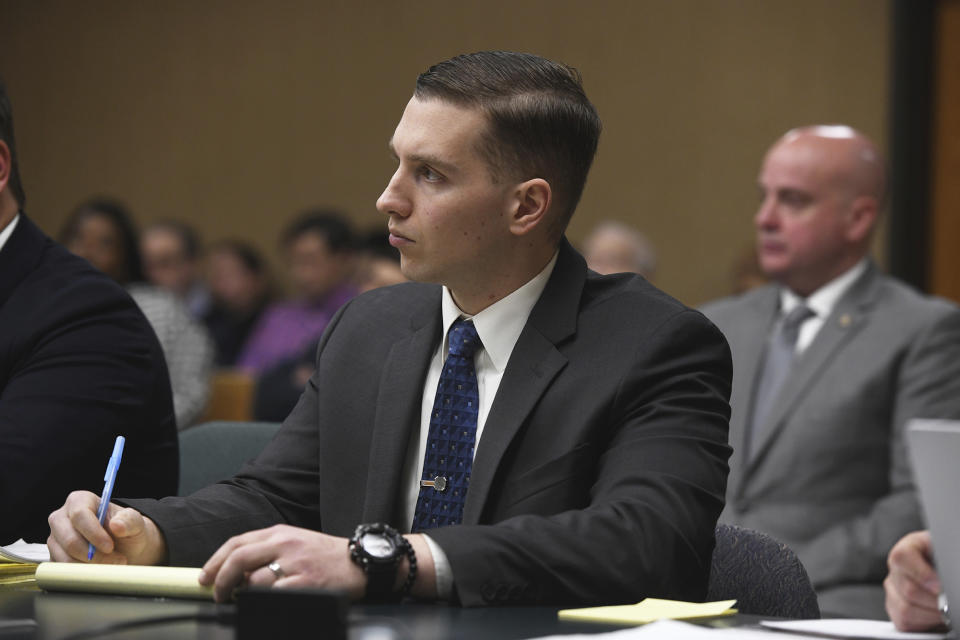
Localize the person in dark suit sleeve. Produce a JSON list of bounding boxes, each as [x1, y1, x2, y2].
[[48, 52, 732, 607], [0, 81, 179, 544]]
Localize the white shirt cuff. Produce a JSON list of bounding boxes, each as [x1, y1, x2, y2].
[[422, 534, 454, 600]]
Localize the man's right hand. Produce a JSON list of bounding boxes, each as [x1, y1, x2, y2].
[[884, 530, 944, 632], [47, 491, 167, 566]]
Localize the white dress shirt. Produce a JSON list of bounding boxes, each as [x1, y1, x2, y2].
[[0, 213, 20, 253], [779, 259, 868, 355], [400, 252, 558, 598]]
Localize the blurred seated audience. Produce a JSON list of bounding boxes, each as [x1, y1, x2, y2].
[[236, 210, 357, 373], [141, 220, 211, 318], [61, 199, 214, 430], [582, 219, 657, 279], [253, 228, 401, 422], [0, 80, 177, 544], [252, 339, 316, 422], [202, 240, 272, 367], [354, 228, 406, 293], [731, 245, 768, 294]]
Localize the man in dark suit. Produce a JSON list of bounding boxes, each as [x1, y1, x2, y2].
[[48, 52, 732, 607], [701, 126, 960, 618], [0, 81, 179, 544]]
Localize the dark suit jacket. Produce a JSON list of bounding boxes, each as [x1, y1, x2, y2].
[[0, 215, 179, 544], [701, 264, 960, 617], [128, 240, 732, 606]]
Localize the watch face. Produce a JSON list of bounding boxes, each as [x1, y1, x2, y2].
[[361, 532, 397, 559]]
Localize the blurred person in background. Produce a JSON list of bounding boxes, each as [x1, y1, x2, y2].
[[354, 228, 406, 293], [254, 229, 405, 421], [141, 220, 211, 319], [236, 210, 357, 374], [582, 219, 657, 279], [700, 125, 960, 618], [61, 199, 214, 430], [202, 240, 272, 367], [731, 245, 769, 295]]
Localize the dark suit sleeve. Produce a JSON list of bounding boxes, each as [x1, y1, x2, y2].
[[429, 309, 732, 606], [0, 277, 179, 544], [123, 307, 351, 566], [797, 307, 960, 587]]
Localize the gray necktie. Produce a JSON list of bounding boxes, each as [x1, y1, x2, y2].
[[748, 304, 815, 458]]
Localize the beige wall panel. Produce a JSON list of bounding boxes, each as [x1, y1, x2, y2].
[[0, 0, 889, 305]]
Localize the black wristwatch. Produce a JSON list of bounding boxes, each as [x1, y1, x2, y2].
[[348, 523, 417, 601]]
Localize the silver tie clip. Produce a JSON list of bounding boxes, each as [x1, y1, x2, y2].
[[420, 476, 448, 492]]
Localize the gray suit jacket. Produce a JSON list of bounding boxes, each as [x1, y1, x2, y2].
[[127, 240, 733, 607], [701, 264, 960, 616]]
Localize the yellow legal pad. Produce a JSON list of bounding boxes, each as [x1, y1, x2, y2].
[[0, 545, 40, 588], [34, 563, 213, 600], [0, 563, 38, 589], [558, 598, 737, 625], [0, 563, 36, 577], [0, 550, 39, 589]]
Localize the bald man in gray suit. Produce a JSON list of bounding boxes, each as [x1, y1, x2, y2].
[[701, 126, 960, 619]]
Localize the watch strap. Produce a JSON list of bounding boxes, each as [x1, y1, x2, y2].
[[349, 523, 417, 601]]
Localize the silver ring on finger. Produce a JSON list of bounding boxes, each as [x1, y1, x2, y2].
[[267, 561, 285, 580]]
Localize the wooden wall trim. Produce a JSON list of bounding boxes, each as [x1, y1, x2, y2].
[[888, 0, 935, 290], [930, 0, 960, 302]]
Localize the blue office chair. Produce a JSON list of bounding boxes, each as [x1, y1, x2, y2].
[[707, 523, 821, 619], [178, 420, 282, 496]]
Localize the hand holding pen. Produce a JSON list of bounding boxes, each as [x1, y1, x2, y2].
[[47, 435, 169, 565], [88, 436, 125, 560]]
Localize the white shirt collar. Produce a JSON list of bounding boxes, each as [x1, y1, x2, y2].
[[780, 259, 868, 318], [440, 252, 559, 372], [0, 213, 21, 254]]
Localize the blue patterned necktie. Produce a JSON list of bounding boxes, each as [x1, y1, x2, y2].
[[412, 319, 483, 531]]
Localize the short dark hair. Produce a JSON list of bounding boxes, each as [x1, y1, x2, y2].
[[145, 220, 202, 260], [0, 79, 27, 208], [208, 239, 266, 276], [60, 197, 145, 285], [281, 209, 356, 253], [414, 51, 602, 233]]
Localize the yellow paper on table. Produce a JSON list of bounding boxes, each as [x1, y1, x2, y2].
[[35, 563, 213, 600], [558, 598, 737, 625], [0, 563, 36, 576], [0, 574, 39, 589], [0, 541, 45, 584]]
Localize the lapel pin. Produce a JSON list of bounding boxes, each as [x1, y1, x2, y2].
[[838, 313, 852, 328]]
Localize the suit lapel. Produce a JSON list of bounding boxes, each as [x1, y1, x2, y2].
[[748, 266, 879, 467], [361, 292, 442, 524], [0, 214, 46, 309], [463, 329, 568, 524], [728, 288, 779, 497], [462, 239, 582, 524]]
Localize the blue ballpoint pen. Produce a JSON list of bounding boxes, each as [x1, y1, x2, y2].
[[88, 435, 125, 560]]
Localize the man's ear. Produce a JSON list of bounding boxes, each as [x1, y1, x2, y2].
[[844, 195, 878, 244], [0, 140, 11, 195], [508, 178, 551, 237]]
